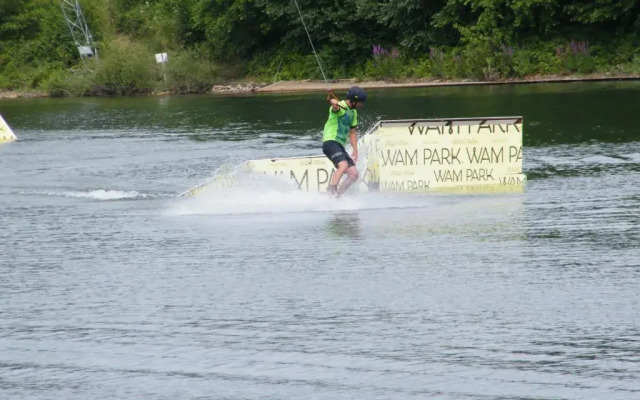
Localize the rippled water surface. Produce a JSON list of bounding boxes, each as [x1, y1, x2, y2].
[[1, 82, 639, 399]]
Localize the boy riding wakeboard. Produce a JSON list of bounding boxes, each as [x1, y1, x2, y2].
[[322, 86, 367, 196]]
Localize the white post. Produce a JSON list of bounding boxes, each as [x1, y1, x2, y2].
[[155, 52, 169, 84]]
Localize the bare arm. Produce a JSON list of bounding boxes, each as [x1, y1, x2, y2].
[[330, 98, 341, 112], [349, 128, 358, 163]]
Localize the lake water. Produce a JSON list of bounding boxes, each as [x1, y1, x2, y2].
[[1, 82, 639, 399]]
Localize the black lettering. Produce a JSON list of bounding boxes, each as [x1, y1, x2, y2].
[[408, 125, 451, 135], [434, 169, 463, 182], [405, 149, 418, 165], [499, 176, 527, 185], [317, 168, 330, 190], [451, 148, 461, 164], [381, 149, 418, 166], [407, 180, 431, 190], [465, 168, 495, 182], [424, 148, 463, 165], [492, 147, 504, 163], [477, 124, 493, 133], [466, 147, 503, 164], [381, 180, 405, 190], [381, 150, 395, 166], [291, 169, 309, 190], [509, 146, 522, 162]]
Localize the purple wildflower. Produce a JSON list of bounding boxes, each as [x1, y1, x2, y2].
[[373, 45, 388, 58], [568, 40, 589, 56]]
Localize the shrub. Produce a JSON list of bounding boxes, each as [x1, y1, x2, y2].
[[619, 54, 640, 74], [364, 45, 404, 80], [443, 51, 466, 79], [247, 52, 321, 82], [163, 50, 218, 93], [557, 41, 596, 74], [43, 68, 93, 97], [90, 38, 158, 95], [429, 47, 446, 78]]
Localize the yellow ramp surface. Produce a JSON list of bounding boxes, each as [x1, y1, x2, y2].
[[0, 114, 17, 142], [180, 116, 527, 196], [247, 156, 337, 193]]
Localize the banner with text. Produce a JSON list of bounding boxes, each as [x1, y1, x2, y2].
[[371, 118, 526, 192], [248, 156, 338, 192]]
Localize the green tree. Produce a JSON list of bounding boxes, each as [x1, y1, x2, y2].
[[0, 0, 77, 88]]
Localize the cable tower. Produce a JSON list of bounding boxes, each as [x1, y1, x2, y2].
[[59, 0, 98, 66]]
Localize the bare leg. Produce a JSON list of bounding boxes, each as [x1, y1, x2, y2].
[[337, 166, 359, 194], [330, 160, 349, 186]]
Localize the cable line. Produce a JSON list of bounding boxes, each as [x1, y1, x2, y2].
[[291, 0, 328, 86]]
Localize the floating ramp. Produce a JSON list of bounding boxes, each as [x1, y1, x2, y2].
[[0, 114, 17, 142], [180, 116, 526, 196]]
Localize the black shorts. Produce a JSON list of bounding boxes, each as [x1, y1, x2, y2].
[[323, 140, 355, 168]]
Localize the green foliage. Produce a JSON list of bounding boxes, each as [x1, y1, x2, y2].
[[190, 0, 277, 60], [248, 50, 336, 82], [3, 0, 640, 95], [625, 55, 640, 74], [42, 38, 157, 96], [364, 45, 405, 80], [43, 68, 94, 97], [427, 48, 446, 78], [565, 0, 640, 30], [556, 41, 597, 74], [163, 50, 219, 93], [90, 39, 157, 95], [0, 0, 76, 87]]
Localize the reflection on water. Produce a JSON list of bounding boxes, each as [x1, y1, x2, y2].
[[327, 212, 362, 238]]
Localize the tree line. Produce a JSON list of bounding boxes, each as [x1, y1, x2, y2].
[[1, 0, 639, 96]]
